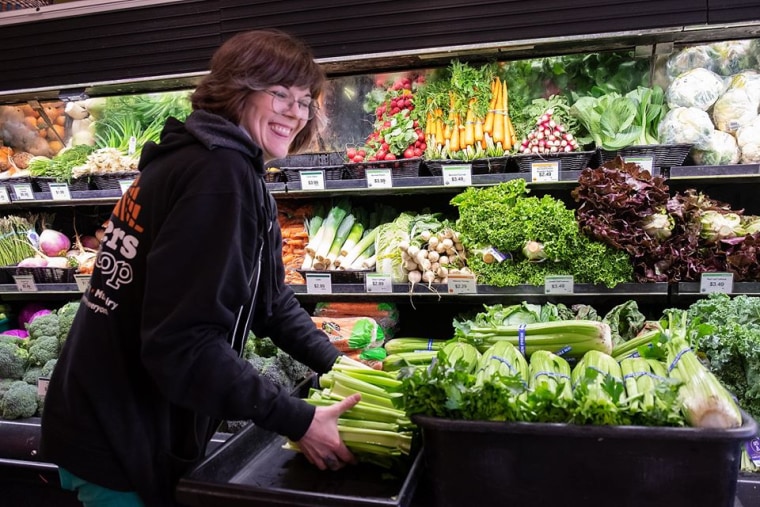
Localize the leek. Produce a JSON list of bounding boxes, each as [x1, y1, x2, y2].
[[308, 198, 351, 261], [340, 226, 378, 268], [325, 213, 356, 266]]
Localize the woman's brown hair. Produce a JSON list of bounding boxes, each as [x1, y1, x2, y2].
[[191, 29, 325, 154]]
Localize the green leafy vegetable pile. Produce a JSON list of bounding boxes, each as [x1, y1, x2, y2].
[[451, 179, 632, 287], [686, 293, 760, 423]]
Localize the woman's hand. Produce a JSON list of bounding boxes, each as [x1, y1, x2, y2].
[[297, 393, 361, 471]]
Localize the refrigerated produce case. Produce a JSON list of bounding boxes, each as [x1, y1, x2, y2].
[[2, 1, 760, 506]]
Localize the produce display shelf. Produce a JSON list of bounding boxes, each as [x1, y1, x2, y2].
[[667, 164, 760, 181], [674, 282, 760, 297]]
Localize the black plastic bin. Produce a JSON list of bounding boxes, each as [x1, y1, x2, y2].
[[176, 422, 423, 507], [414, 413, 757, 507]]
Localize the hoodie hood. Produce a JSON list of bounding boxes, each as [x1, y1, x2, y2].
[[138, 110, 264, 173]]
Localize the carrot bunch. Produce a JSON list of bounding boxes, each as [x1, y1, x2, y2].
[[277, 202, 312, 284], [422, 62, 517, 161]]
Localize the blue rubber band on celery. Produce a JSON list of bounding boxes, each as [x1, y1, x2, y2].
[[518, 324, 526, 355]]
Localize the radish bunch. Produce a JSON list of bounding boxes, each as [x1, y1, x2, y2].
[[519, 109, 580, 154]]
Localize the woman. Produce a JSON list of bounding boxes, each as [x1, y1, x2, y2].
[[41, 29, 360, 507]]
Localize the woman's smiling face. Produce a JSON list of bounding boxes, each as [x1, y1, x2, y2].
[[240, 85, 311, 162]]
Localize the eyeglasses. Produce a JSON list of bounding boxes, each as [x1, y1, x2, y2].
[[262, 90, 318, 120]]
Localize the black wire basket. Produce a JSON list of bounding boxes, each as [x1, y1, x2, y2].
[[598, 144, 693, 168], [91, 171, 139, 190], [2, 265, 76, 284], [509, 150, 596, 173], [425, 156, 510, 176], [0, 176, 33, 199], [282, 165, 346, 182], [33, 176, 91, 192], [343, 157, 422, 179]]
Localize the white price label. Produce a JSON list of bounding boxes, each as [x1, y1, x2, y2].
[[544, 275, 574, 294], [365, 273, 392, 293], [447, 274, 477, 294], [623, 156, 654, 172], [366, 168, 392, 188], [531, 161, 560, 182], [74, 273, 91, 292], [300, 170, 325, 190], [37, 377, 50, 398], [305, 272, 332, 294], [12, 183, 34, 200], [442, 165, 472, 187], [118, 179, 134, 195], [128, 136, 137, 155], [13, 274, 37, 292], [0, 186, 9, 204], [700, 272, 734, 294], [49, 182, 72, 201]]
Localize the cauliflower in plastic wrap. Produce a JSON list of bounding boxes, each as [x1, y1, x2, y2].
[[712, 88, 759, 134], [728, 71, 760, 106], [711, 40, 759, 76], [736, 115, 760, 164], [666, 68, 726, 110], [666, 44, 720, 79], [666, 40, 758, 79], [691, 130, 741, 166], [658, 107, 714, 149]]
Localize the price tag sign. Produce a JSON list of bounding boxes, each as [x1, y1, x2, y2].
[[13, 274, 37, 292], [531, 161, 559, 182], [305, 272, 332, 294], [365, 273, 392, 293], [624, 156, 654, 172], [12, 183, 34, 200], [74, 274, 91, 292], [0, 186, 10, 204], [442, 165, 472, 187], [447, 274, 477, 294], [49, 182, 72, 201], [366, 168, 392, 189], [118, 179, 134, 195], [128, 136, 137, 155], [37, 377, 50, 398], [700, 272, 734, 294], [300, 170, 325, 190], [544, 275, 574, 294]]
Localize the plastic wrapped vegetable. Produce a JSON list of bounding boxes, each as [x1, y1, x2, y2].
[[690, 130, 740, 166], [728, 70, 760, 106], [712, 88, 758, 134], [657, 107, 713, 149], [666, 68, 726, 111], [711, 40, 758, 76], [736, 115, 760, 164], [666, 44, 720, 79]]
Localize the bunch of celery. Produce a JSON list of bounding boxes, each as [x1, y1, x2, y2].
[[620, 356, 683, 426], [454, 316, 613, 360], [663, 308, 743, 429], [286, 356, 415, 469]]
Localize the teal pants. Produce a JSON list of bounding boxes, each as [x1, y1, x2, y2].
[[58, 468, 146, 507]]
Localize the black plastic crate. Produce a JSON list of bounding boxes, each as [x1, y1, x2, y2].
[[266, 151, 345, 169], [344, 158, 422, 180], [414, 413, 757, 507], [509, 150, 595, 173], [176, 423, 423, 507]]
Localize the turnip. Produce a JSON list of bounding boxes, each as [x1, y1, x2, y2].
[[39, 228, 71, 257]]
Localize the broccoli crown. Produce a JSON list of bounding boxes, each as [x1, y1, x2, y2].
[[27, 335, 59, 367], [0, 335, 28, 348], [1, 380, 38, 419], [0, 342, 29, 380], [56, 301, 80, 345], [26, 314, 61, 341], [254, 336, 279, 358], [41, 359, 57, 378], [0, 378, 16, 397], [275, 353, 311, 385], [22, 366, 44, 385]]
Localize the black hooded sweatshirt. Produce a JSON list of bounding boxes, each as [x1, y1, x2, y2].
[[40, 110, 340, 506]]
